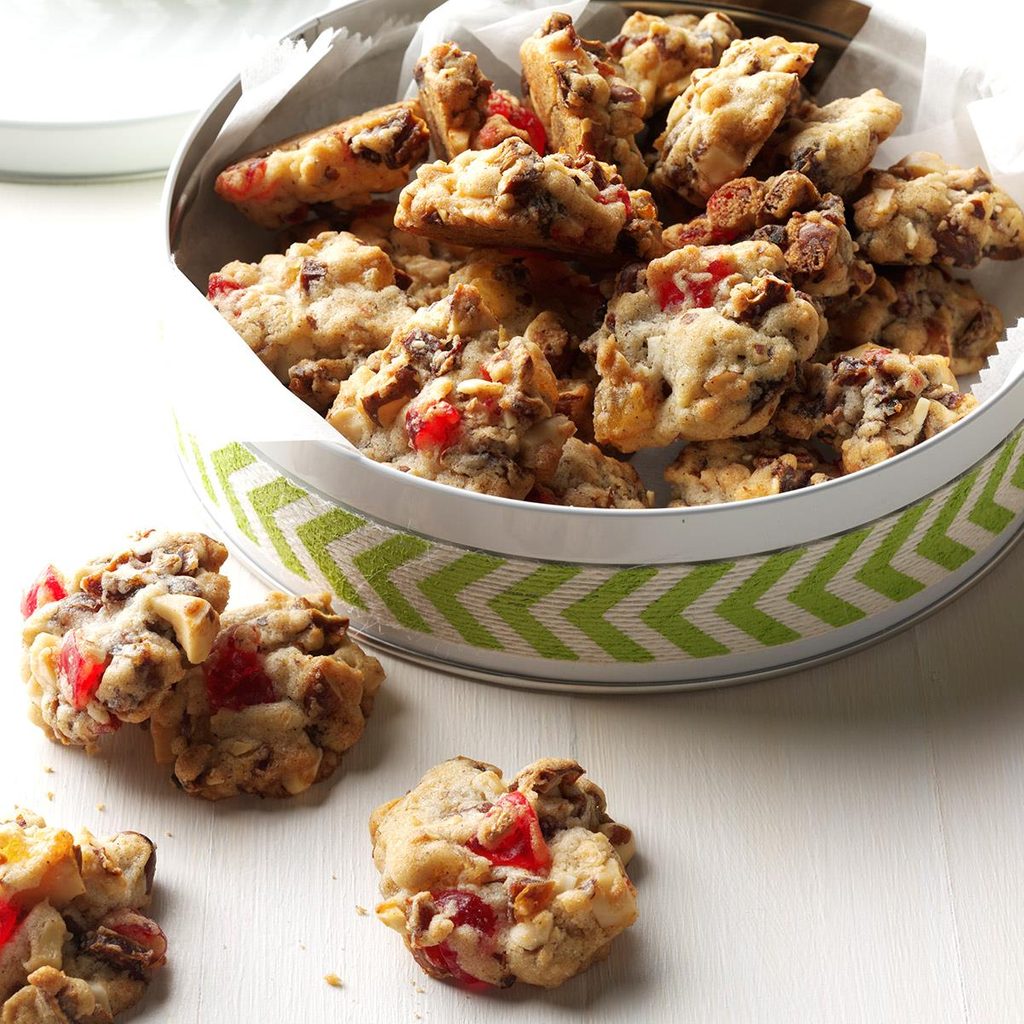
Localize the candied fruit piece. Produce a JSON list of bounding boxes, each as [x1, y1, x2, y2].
[[422, 890, 498, 987], [0, 901, 20, 951], [218, 158, 272, 201], [596, 184, 632, 219], [207, 274, 244, 300], [466, 791, 551, 872], [20, 566, 67, 618], [486, 91, 547, 154], [406, 401, 462, 452], [203, 628, 276, 713], [657, 258, 732, 310], [57, 632, 109, 711]]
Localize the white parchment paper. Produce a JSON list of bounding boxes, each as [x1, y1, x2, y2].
[[168, 0, 1024, 445]]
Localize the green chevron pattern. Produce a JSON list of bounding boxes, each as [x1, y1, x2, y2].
[[640, 563, 732, 657], [717, 549, 803, 645], [210, 443, 258, 543], [788, 528, 871, 627], [917, 471, 978, 571], [489, 565, 581, 661], [562, 568, 658, 662], [855, 503, 930, 601], [968, 438, 1017, 534], [296, 508, 367, 610], [354, 535, 432, 633], [419, 553, 505, 649], [180, 427, 1024, 666], [249, 479, 310, 580]]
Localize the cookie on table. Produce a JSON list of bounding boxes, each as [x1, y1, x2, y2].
[[21, 531, 229, 754], [520, 12, 646, 187], [607, 10, 741, 115], [328, 285, 574, 500], [414, 43, 545, 159], [395, 137, 664, 259], [371, 757, 637, 989], [853, 152, 1024, 267], [0, 809, 165, 1022], [532, 438, 653, 509], [150, 592, 383, 801], [207, 231, 414, 382], [347, 202, 467, 308], [214, 101, 430, 229], [586, 240, 822, 451], [757, 89, 902, 196], [823, 266, 1004, 375], [666, 433, 838, 507], [775, 346, 977, 473], [665, 170, 875, 300], [652, 36, 818, 205]]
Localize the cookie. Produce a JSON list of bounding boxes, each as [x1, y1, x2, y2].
[[414, 43, 545, 159], [853, 152, 1024, 267], [823, 266, 1003, 375], [208, 230, 414, 382], [395, 137, 663, 259], [520, 12, 646, 187], [214, 101, 430, 229], [775, 346, 977, 473], [532, 437, 652, 508], [327, 285, 574, 499], [150, 592, 383, 801], [758, 89, 902, 196], [666, 434, 838, 506], [371, 757, 637, 989], [0, 810, 164, 1022], [607, 10, 741, 114], [653, 36, 818, 205], [21, 531, 229, 753], [586, 240, 822, 450], [665, 170, 875, 299]]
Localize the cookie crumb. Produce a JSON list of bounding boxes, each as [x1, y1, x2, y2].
[[299, 943, 306, 951], [165, 831, 174, 838], [331, 873, 338, 880], [355, 905, 368, 916], [95, 803, 106, 812], [46, 792, 54, 801], [43, 766, 54, 774], [324, 973, 343, 988]]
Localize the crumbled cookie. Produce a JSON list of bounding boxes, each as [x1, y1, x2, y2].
[[208, 231, 414, 381], [853, 152, 1024, 267], [531, 438, 652, 508], [758, 89, 902, 196], [214, 101, 430, 229], [347, 202, 466, 307], [665, 170, 875, 299], [653, 36, 818, 205], [520, 12, 646, 187], [328, 285, 574, 498], [607, 10, 741, 114], [150, 592, 383, 801], [395, 137, 663, 259], [775, 346, 978, 472], [823, 267, 1004, 375], [586, 240, 822, 450], [371, 757, 637, 989], [0, 809, 165, 1022], [21, 531, 230, 753], [666, 434, 838, 506], [414, 43, 545, 159]]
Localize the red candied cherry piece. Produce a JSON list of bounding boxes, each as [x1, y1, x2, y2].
[[57, 632, 109, 711], [20, 566, 67, 618], [657, 258, 733, 311], [485, 91, 547, 154], [466, 791, 551, 872], [422, 890, 498, 987], [207, 274, 244, 300], [595, 183, 632, 219], [406, 401, 462, 453], [0, 901, 20, 951], [203, 631, 276, 713], [219, 158, 274, 202]]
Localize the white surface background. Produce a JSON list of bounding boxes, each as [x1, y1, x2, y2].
[[3, 0, 1024, 1011]]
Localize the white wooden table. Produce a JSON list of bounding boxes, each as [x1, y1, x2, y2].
[[1, 177, 1022, 1024]]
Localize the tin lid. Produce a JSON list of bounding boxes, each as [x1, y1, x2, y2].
[[0, 0, 332, 181]]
